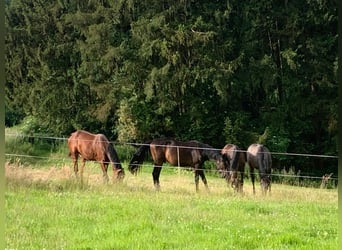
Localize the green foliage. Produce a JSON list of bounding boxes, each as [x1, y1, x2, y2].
[[5, 97, 25, 127], [5, 134, 66, 167], [5, 0, 337, 174], [116, 98, 139, 143], [20, 116, 47, 135], [223, 112, 257, 148], [5, 125, 61, 165]]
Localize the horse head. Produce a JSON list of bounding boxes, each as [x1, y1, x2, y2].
[[128, 160, 140, 175], [116, 167, 125, 180], [128, 144, 149, 175], [261, 175, 271, 193], [216, 154, 229, 178]]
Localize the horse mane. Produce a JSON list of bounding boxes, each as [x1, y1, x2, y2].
[[131, 144, 148, 163], [94, 134, 122, 170], [128, 141, 152, 173], [106, 142, 122, 170]]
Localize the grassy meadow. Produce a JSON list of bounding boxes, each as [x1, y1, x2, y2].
[[5, 131, 338, 249], [5, 162, 338, 250]]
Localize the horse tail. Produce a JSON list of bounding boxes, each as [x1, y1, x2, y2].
[[258, 145, 272, 193], [263, 147, 272, 174], [257, 147, 266, 176], [67, 133, 75, 157], [230, 146, 240, 171], [128, 142, 151, 174]]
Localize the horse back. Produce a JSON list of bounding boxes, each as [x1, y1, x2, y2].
[[150, 139, 172, 165], [247, 144, 271, 172], [151, 139, 201, 166], [222, 144, 237, 159], [222, 144, 245, 170], [68, 130, 108, 161], [166, 146, 200, 166], [67, 130, 88, 154]]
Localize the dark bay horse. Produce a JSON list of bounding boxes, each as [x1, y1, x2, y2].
[[221, 144, 246, 193], [247, 144, 272, 194], [128, 138, 226, 192], [68, 130, 125, 182]]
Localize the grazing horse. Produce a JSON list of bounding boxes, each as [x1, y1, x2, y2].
[[247, 144, 272, 194], [128, 138, 226, 192], [221, 144, 246, 193], [68, 130, 125, 182]]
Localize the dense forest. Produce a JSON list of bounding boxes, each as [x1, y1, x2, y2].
[[5, 0, 337, 175]]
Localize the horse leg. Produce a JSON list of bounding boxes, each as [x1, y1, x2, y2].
[[152, 165, 162, 190], [195, 168, 209, 192], [239, 171, 244, 193], [101, 162, 109, 183], [194, 169, 200, 192], [267, 175, 271, 194], [225, 171, 231, 187], [268, 181, 271, 193], [260, 176, 267, 195], [260, 175, 270, 195], [72, 153, 79, 178], [250, 167, 256, 194], [233, 178, 239, 192], [233, 170, 243, 193], [200, 170, 209, 191], [269, 181, 271, 193], [80, 158, 86, 184], [231, 171, 239, 192], [262, 178, 268, 195]]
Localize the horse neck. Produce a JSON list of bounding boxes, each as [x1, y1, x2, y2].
[[200, 145, 222, 161], [129, 144, 150, 166]]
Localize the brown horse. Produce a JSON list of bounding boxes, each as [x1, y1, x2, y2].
[[247, 143, 272, 194], [221, 144, 246, 193], [68, 130, 125, 182], [128, 138, 226, 192]]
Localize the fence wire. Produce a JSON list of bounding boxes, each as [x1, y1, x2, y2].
[[5, 133, 338, 159], [5, 151, 338, 182], [5, 133, 338, 180]]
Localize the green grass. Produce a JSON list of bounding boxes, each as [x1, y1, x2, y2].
[[5, 127, 338, 249], [5, 165, 338, 250]]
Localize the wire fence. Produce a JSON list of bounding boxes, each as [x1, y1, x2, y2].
[[5, 132, 339, 158], [5, 133, 338, 182]]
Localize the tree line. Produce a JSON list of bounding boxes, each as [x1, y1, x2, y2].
[[5, 0, 337, 175]]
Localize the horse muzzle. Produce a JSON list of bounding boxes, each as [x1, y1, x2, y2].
[[128, 161, 139, 175], [115, 169, 125, 180]]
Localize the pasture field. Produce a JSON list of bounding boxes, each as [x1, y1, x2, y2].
[[5, 163, 338, 250]]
